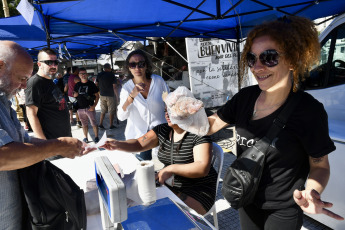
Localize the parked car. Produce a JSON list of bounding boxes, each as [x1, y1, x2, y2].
[[303, 13, 345, 229]]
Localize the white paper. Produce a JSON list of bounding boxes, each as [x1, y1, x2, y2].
[[52, 150, 139, 191], [16, 0, 35, 25], [86, 132, 107, 150]]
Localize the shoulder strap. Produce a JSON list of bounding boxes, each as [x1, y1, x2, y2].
[[255, 91, 302, 152], [265, 91, 302, 141], [170, 130, 174, 165], [170, 130, 188, 164]]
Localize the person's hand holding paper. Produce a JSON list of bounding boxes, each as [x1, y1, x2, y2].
[[82, 132, 108, 154]]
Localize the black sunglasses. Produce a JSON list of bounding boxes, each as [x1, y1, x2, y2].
[[246, 49, 281, 68], [39, 60, 59, 66], [128, 61, 146, 69]]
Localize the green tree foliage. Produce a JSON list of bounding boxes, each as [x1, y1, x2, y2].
[[0, 0, 21, 18]]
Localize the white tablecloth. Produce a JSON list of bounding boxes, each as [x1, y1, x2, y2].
[[52, 150, 138, 191], [52, 150, 185, 229]]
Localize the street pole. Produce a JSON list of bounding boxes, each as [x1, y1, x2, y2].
[[2, 0, 10, 17], [110, 46, 114, 71]]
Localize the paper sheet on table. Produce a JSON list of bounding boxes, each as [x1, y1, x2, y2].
[[86, 132, 107, 149], [52, 150, 139, 191]]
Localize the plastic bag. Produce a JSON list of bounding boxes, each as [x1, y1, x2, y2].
[[163, 86, 209, 136]]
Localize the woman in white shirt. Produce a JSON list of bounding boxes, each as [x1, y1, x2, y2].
[[118, 49, 169, 160]]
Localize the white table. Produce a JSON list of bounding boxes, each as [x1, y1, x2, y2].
[[52, 150, 185, 230]]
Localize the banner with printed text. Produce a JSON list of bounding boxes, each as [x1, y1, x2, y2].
[[185, 38, 243, 108]]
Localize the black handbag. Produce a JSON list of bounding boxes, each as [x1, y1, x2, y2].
[[221, 91, 301, 210], [18, 160, 87, 230]]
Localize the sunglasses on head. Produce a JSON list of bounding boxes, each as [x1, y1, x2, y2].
[[128, 61, 146, 69], [39, 60, 59, 66], [246, 49, 281, 68]]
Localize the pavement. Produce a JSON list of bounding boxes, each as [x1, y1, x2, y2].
[[29, 105, 332, 230]]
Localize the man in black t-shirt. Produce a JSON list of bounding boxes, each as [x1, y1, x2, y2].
[[74, 68, 100, 143], [25, 48, 71, 140], [96, 63, 119, 129]]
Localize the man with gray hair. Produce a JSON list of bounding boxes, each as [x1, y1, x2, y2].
[[0, 41, 86, 229], [25, 48, 71, 140]]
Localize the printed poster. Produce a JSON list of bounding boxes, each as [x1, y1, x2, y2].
[[185, 38, 243, 108]]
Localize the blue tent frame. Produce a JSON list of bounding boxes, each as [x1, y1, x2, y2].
[[0, 10, 125, 60], [30, 0, 345, 43], [3, 0, 345, 58], [2, 0, 345, 79]]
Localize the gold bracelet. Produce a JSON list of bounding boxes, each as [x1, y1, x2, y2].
[[128, 94, 134, 100]]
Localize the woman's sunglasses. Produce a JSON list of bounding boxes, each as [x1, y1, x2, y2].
[[246, 49, 281, 68], [128, 61, 146, 69], [39, 60, 59, 66]]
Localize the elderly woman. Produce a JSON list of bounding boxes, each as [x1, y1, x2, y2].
[[207, 16, 343, 229], [102, 87, 217, 215], [117, 49, 169, 160]]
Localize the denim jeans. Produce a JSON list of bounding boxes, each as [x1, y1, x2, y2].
[[137, 149, 152, 161], [0, 171, 22, 230]]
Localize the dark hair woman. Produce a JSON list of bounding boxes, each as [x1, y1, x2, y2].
[[118, 49, 170, 160]]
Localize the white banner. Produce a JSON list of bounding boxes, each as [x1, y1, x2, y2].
[[16, 0, 35, 25], [185, 38, 242, 108]]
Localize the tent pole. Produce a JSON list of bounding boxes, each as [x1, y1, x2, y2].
[[164, 0, 207, 39], [110, 46, 114, 70], [236, 26, 241, 91], [162, 39, 188, 63], [37, 5, 52, 49], [46, 36, 51, 48], [2, 0, 10, 17], [96, 56, 99, 74], [216, 0, 221, 18]]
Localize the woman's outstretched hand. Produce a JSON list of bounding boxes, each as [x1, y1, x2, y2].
[[293, 189, 344, 220], [99, 138, 118, 151]]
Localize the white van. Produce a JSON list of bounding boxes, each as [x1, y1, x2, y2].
[[303, 13, 345, 229]]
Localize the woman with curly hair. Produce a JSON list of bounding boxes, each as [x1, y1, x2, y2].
[[118, 49, 169, 160], [207, 16, 343, 229]]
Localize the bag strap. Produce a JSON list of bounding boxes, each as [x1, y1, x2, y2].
[[170, 129, 188, 165], [255, 91, 302, 152], [170, 130, 174, 165]]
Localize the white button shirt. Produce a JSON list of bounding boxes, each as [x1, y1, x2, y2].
[[118, 74, 170, 140]]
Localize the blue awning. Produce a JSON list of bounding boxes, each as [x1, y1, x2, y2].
[[32, 0, 345, 41], [2, 0, 345, 59], [0, 11, 124, 60]]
